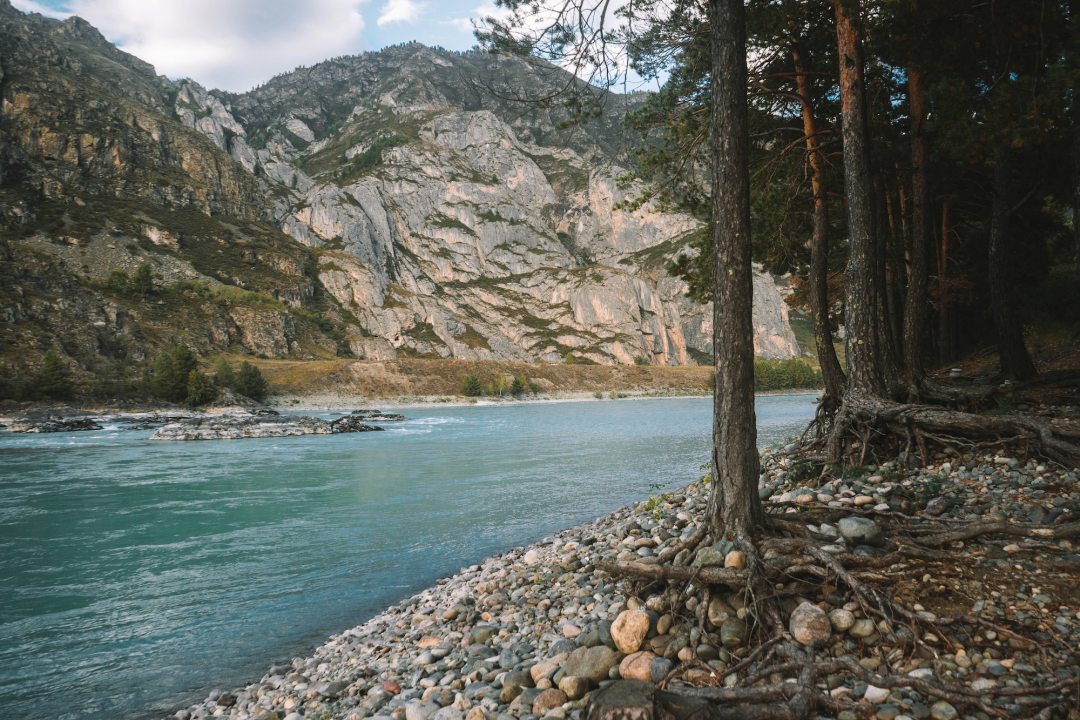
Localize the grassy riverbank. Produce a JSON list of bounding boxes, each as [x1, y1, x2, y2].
[[0, 356, 821, 415], [246, 357, 822, 401]]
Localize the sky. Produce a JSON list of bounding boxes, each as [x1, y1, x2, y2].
[[10, 0, 512, 92]]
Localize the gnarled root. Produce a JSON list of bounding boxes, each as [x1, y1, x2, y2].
[[825, 391, 1080, 467]]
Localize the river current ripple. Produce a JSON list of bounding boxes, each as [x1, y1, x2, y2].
[[0, 394, 817, 719]]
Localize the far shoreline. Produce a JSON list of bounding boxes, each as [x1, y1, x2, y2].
[[269, 387, 823, 413], [0, 388, 823, 424]]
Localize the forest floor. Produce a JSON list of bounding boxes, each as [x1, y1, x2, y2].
[[168, 431, 1080, 720]]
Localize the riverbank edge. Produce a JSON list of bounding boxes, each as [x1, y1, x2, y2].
[[163, 442, 1080, 720], [0, 388, 822, 423], [164, 474, 695, 720]]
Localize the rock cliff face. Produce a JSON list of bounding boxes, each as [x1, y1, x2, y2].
[[0, 2, 797, 373]]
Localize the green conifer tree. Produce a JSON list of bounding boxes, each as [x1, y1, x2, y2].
[[212, 358, 236, 388], [234, 361, 269, 401], [131, 263, 155, 297], [151, 345, 198, 402], [185, 370, 217, 406], [35, 350, 74, 400], [460, 373, 483, 397]]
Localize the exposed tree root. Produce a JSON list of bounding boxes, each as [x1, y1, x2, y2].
[[658, 526, 709, 564], [596, 560, 749, 588], [915, 520, 1080, 546], [822, 391, 1080, 467], [588, 654, 1075, 720], [594, 519, 1080, 720]]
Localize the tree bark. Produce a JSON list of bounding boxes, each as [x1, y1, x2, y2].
[[904, 68, 931, 391], [707, 0, 763, 542], [937, 201, 954, 363], [874, 173, 902, 389], [1073, 93, 1080, 271], [791, 44, 845, 404], [988, 152, 1037, 381], [831, 0, 884, 396]]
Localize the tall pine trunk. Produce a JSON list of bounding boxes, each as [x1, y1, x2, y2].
[[792, 44, 846, 404], [937, 202, 954, 363], [706, 0, 763, 542], [1073, 96, 1080, 271], [989, 152, 1037, 381], [832, 0, 884, 397], [904, 68, 931, 391], [874, 173, 902, 389]]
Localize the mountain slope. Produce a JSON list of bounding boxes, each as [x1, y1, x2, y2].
[[0, 2, 798, 380]]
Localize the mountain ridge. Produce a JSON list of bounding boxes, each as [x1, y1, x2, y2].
[[0, 3, 798, 383]]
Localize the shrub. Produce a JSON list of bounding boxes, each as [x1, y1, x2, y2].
[[633, 355, 650, 366], [130, 263, 156, 297], [234, 361, 269, 401], [105, 269, 129, 295], [150, 345, 198, 402], [35, 350, 74, 400], [460, 373, 482, 397], [212, 358, 237, 388], [103, 263, 155, 298], [486, 375, 509, 397], [0, 366, 26, 400], [185, 370, 218, 406], [89, 361, 141, 400], [752, 358, 822, 391]]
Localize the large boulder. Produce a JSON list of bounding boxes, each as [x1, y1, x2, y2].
[[563, 646, 619, 685], [838, 517, 884, 547], [789, 602, 831, 647]]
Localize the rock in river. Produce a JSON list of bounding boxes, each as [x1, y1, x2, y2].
[[151, 413, 385, 440], [5, 414, 103, 433]]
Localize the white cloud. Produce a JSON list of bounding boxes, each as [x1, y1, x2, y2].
[[11, 0, 71, 19], [60, 0, 369, 92], [441, 17, 475, 33], [376, 0, 425, 27]]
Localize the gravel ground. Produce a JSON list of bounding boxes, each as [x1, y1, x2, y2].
[[170, 448, 1079, 720]]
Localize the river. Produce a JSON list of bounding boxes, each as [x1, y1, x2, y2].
[[0, 394, 817, 719]]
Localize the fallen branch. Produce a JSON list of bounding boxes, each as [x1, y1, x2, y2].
[[596, 560, 748, 587], [915, 520, 1080, 547]]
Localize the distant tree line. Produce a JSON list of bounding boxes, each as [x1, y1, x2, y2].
[[460, 373, 534, 398], [0, 346, 269, 407], [141, 347, 269, 406]]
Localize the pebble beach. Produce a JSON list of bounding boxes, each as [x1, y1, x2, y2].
[[170, 448, 1079, 720]]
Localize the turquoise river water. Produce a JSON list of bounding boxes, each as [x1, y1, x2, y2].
[[0, 394, 817, 720]]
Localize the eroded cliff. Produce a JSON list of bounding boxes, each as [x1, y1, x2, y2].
[[0, 3, 797, 377]]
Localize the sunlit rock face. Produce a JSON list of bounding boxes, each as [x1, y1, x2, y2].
[[0, 3, 796, 366], [176, 44, 797, 364]]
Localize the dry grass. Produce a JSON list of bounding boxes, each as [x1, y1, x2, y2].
[[246, 358, 715, 398], [242, 358, 353, 393]]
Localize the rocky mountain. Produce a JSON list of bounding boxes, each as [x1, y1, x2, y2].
[[0, 1, 798, 378]]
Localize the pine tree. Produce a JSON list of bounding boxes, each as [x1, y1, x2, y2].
[[35, 350, 74, 400], [150, 345, 198, 403], [185, 370, 217, 406], [234, 361, 269, 401], [212, 358, 236, 388], [130, 263, 155, 297], [460, 373, 482, 397]]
